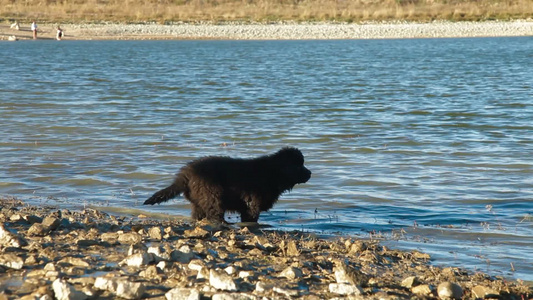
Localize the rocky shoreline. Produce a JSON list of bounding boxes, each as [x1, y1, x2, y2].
[[2, 20, 533, 41], [0, 198, 531, 299]]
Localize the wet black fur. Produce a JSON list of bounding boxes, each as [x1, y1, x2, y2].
[[144, 147, 311, 222]]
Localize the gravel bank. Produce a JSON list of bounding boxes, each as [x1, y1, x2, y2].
[[2, 20, 533, 40], [0, 198, 531, 299]]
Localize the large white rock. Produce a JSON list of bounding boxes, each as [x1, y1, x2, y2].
[[437, 282, 463, 299], [94, 277, 118, 292], [209, 269, 238, 291], [0, 223, 27, 248], [0, 253, 24, 270], [328, 283, 363, 295], [170, 248, 195, 264], [212, 293, 257, 300], [165, 287, 201, 300], [279, 267, 303, 280], [52, 279, 88, 300], [119, 252, 155, 267], [94, 277, 145, 299], [116, 281, 145, 300]]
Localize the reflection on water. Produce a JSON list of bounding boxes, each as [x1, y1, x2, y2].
[[1, 37, 532, 281]]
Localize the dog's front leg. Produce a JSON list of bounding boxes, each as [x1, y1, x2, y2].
[[241, 198, 261, 222]]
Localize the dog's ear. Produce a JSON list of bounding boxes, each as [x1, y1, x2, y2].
[[277, 147, 304, 165]]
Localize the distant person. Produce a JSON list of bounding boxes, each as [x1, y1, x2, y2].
[[31, 21, 37, 39], [56, 26, 63, 40]]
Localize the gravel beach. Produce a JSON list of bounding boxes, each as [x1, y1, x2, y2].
[[2, 20, 533, 41], [0, 198, 531, 299]]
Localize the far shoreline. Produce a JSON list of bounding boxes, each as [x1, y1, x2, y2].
[[2, 20, 533, 41]]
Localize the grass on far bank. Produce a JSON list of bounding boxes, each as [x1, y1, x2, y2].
[[1, 0, 532, 24]]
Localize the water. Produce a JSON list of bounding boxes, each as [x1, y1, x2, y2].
[[1, 37, 532, 281]]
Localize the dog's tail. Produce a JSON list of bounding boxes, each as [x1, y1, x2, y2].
[[143, 175, 187, 205]]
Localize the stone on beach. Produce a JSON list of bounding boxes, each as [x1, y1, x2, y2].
[[412, 284, 433, 295], [401, 276, 419, 288], [472, 285, 500, 299], [279, 266, 303, 279], [209, 269, 238, 291], [0, 253, 24, 269], [170, 246, 195, 263], [328, 283, 363, 295], [165, 287, 201, 300], [118, 232, 143, 244], [94, 277, 146, 299], [148, 226, 163, 240], [0, 223, 27, 248], [119, 252, 155, 267], [334, 261, 368, 286], [437, 281, 463, 299], [212, 293, 257, 300], [52, 279, 88, 300], [184, 226, 210, 238]]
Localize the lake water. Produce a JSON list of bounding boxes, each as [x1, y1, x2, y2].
[[1, 37, 532, 281]]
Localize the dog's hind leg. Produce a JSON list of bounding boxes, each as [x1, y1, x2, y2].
[[191, 204, 207, 220], [191, 201, 225, 222]]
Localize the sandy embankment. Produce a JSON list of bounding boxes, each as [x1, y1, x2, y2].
[[1, 20, 533, 41]]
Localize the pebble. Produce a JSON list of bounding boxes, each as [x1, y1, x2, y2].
[[52, 279, 87, 300], [212, 293, 257, 300], [224, 265, 237, 275], [148, 226, 163, 240], [184, 226, 209, 238], [188, 259, 206, 271], [147, 245, 168, 261], [279, 266, 303, 279], [472, 285, 500, 299], [286, 240, 300, 256], [328, 283, 363, 295], [209, 269, 238, 291], [401, 276, 419, 288], [197, 266, 210, 279], [165, 287, 200, 300], [170, 248, 195, 263], [347, 240, 366, 255], [27, 223, 50, 236], [0, 253, 24, 269], [94, 277, 145, 299], [25, 215, 43, 224], [412, 284, 433, 295], [334, 261, 367, 286], [42, 216, 61, 230], [437, 282, 463, 299], [100, 232, 119, 242], [119, 252, 155, 267], [238, 270, 253, 278], [273, 286, 299, 297], [255, 281, 273, 293], [59, 257, 90, 268], [118, 232, 142, 244], [140, 265, 163, 279], [0, 223, 27, 248], [116, 280, 146, 299]]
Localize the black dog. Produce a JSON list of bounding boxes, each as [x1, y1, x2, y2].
[[144, 147, 311, 222]]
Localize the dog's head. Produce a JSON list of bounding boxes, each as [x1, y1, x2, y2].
[[273, 147, 312, 188]]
